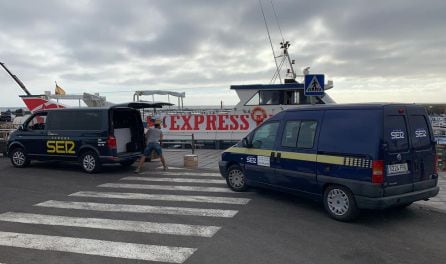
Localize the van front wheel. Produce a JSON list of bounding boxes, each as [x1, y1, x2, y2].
[[10, 148, 30, 168], [226, 165, 248, 192], [324, 185, 359, 221], [80, 151, 101, 173]]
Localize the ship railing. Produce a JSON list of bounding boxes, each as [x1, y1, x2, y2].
[[161, 133, 199, 154]]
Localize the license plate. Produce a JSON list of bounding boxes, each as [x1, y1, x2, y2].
[[387, 163, 409, 175]]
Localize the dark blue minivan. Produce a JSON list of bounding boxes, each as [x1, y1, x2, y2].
[[219, 104, 440, 221], [7, 104, 149, 173]]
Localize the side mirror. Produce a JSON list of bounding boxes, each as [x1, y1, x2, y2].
[[242, 138, 252, 148], [18, 125, 24, 131]]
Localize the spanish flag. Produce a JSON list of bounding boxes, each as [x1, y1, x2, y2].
[[55, 82, 66, 95]]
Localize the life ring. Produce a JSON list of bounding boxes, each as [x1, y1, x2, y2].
[[251, 106, 268, 125]]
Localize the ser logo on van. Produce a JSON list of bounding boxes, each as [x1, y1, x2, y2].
[[246, 156, 256, 164], [390, 130, 405, 140], [415, 128, 427, 138], [47, 140, 76, 154]]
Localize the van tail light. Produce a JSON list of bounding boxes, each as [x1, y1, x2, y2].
[[372, 160, 384, 184], [434, 155, 439, 175], [106, 135, 117, 150]]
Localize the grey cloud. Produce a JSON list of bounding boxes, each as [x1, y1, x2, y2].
[[0, 0, 445, 106]]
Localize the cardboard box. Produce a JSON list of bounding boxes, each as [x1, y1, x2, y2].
[[184, 154, 198, 168]]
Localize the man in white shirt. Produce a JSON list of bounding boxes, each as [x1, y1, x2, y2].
[[134, 122, 167, 173]]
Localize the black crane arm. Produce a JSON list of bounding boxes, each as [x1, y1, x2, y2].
[[0, 62, 32, 95]]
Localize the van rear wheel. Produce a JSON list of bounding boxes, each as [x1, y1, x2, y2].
[[226, 165, 248, 192], [324, 185, 359, 221], [10, 148, 30, 168], [80, 151, 101, 173]]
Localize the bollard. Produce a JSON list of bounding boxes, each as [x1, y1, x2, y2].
[[184, 154, 198, 168]]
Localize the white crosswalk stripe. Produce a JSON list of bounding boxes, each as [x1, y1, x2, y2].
[[99, 183, 233, 193], [36, 200, 239, 218], [150, 171, 222, 177], [70, 191, 251, 205], [0, 212, 221, 237], [122, 176, 226, 184], [0, 169, 250, 263], [0, 231, 195, 263]]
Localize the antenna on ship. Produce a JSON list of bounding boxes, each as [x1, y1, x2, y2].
[[259, 0, 298, 84], [259, 0, 282, 83]]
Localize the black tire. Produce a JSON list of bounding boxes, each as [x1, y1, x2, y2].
[[323, 185, 359, 221], [10, 147, 30, 168], [80, 151, 101, 173], [120, 159, 136, 167], [226, 164, 248, 192]]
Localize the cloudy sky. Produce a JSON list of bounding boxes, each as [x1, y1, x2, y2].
[[0, 0, 445, 108]]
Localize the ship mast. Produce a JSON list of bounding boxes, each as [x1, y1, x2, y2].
[[259, 0, 298, 84]]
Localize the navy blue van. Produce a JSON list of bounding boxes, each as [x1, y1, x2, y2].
[[219, 104, 440, 221], [7, 104, 148, 173]]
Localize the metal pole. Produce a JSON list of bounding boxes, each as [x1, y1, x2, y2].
[[191, 133, 195, 154]]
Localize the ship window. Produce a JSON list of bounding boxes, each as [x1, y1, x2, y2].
[[284, 91, 299, 105], [245, 89, 322, 106], [259, 90, 281, 105], [246, 92, 260, 105]]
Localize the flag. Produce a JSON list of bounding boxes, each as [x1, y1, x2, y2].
[[55, 82, 66, 95]]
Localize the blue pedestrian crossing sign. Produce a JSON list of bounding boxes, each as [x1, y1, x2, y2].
[[304, 74, 325, 96]]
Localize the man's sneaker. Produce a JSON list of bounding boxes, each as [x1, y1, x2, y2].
[[134, 168, 141, 173]]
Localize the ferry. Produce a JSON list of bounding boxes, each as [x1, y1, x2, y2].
[[136, 78, 335, 143]]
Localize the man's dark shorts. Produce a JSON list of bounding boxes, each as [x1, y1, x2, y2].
[[144, 142, 162, 156]]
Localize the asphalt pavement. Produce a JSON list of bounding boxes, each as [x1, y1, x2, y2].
[[0, 153, 445, 264]]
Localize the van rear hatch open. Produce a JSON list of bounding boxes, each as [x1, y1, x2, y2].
[[110, 108, 144, 156], [382, 105, 437, 196], [108, 102, 171, 158]]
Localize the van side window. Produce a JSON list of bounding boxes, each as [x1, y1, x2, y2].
[[47, 111, 104, 130], [281, 120, 317, 149], [27, 113, 47, 131], [410, 115, 431, 149], [385, 116, 409, 152], [297, 121, 317, 148], [251, 122, 279, 149], [281, 121, 301, 147]]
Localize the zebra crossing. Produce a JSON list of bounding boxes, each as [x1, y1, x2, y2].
[[0, 170, 251, 263]]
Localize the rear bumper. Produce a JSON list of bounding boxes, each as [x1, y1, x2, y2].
[[355, 186, 440, 209], [99, 152, 141, 163], [218, 161, 229, 178]]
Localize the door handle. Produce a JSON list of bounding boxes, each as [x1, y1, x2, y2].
[[277, 152, 281, 159], [270, 152, 276, 162]]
